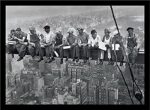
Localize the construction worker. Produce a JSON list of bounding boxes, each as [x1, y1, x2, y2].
[[100, 29, 113, 65], [54, 28, 64, 64], [88, 29, 101, 63], [77, 28, 89, 63], [66, 28, 80, 62], [7, 29, 16, 58], [41, 25, 55, 63], [111, 32, 124, 66], [126, 27, 139, 65], [13, 28, 28, 61], [39, 32, 46, 56], [27, 26, 44, 62]]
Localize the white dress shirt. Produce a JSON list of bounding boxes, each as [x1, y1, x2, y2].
[[42, 31, 55, 44], [88, 34, 101, 47], [103, 36, 112, 45]]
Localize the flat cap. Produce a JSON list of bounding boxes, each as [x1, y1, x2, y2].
[[16, 28, 21, 31], [77, 28, 84, 31], [44, 25, 50, 29], [67, 28, 75, 33], [127, 27, 134, 31], [91, 29, 97, 34], [29, 26, 35, 31], [55, 27, 62, 33], [104, 28, 111, 33], [11, 29, 15, 32]]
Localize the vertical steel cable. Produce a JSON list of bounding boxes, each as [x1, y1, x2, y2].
[[110, 5, 134, 104], [110, 5, 143, 104]]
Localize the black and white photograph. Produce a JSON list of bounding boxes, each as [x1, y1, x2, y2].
[[5, 5, 145, 105]]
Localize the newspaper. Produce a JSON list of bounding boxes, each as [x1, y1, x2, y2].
[[112, 44, 120, 50], [99, 42, 107, 51], [63, 46, 71, 49]]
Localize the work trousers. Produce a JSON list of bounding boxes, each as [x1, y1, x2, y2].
[[80, 45, 88, 59], [88, 46, 100, 59], [59, 46, 69, 59], [127, 47, 138, 64], [100, 48, 111, 60], [28, 42, 43, 58], [54, 46, 63, 58], [111, 48, 124, 62], [15, 43, 27, 58], [45, 45, 54, 58], [7, 44, 15, 54], [71, 45, 80, 58]]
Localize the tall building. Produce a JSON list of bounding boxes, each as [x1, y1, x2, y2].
[[99, 86, 107, 104]]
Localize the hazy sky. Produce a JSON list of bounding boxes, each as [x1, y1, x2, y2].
[[6, 6, 144, 21], [6, 6, 107, 20]]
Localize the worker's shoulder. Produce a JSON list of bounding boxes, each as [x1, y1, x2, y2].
[[83, 32, 89, 36], [20, 31, 27, 36]]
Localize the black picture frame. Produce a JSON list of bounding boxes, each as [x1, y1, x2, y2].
[[1, 1, 149, 110]]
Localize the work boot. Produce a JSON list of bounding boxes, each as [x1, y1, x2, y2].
[[38, 57, 43, 62], [51, 57, 55, 62], [32, 56, 35, 60], [76, 58, 79, 63], [65, 57, 68, 61], [83, 59, 87, 63], [45, 58, 50, 63], [99, 59, 103, 65], [120, 61, 123, 66], [60, 58, 63, 64], [108, 58, 113, 65], [17, 57, 23, 61], [72, 58, 75, 62], [111, 61, 114, 65], [12, 54, 14, 58]]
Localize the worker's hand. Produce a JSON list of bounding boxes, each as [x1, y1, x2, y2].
[[88, 44, 91, 48], [94, 44, 99, 48], [11, 35, 15, 39], [78, 44, 81, 47], [95, 42, 99, 46], [30, 43, 35, 47], [82, 43, 87, 46], [72, 43, 76, 46], [24, 42, 28, 45], [134, 47, 138, 51], [105, 44, 109, 48], [119, 47, 121, 50], [46, 43, 52, 46], [13, 37, 18, 40], [44, 44, 48, 47]]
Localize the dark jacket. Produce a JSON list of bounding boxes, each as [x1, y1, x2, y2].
[[127, 34, 137, 49], [55, 33, 63, 46], [30, 34, 40, 43]]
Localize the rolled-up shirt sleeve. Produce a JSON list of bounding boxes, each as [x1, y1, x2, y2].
[[27, 33, 30, 42], [88, 37, 91, 45], [8, 34, 12, 41], [97, 35, 101, 42], [135, 34, 140, 49], [78, 38, 81, 45], [51, 33, 56, 44]]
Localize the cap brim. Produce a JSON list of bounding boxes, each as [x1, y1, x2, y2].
[[44, 26, 50, 29], [127, 28, 134, 31]]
